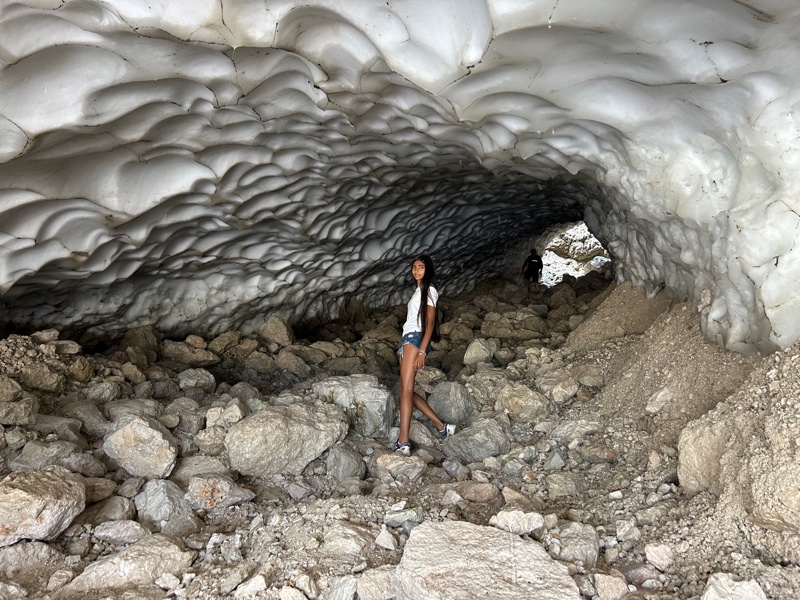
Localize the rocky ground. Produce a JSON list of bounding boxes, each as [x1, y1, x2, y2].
[[1, 268, 800, 600]]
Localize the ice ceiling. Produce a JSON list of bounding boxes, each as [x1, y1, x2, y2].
[[0, 1, 799, 353]]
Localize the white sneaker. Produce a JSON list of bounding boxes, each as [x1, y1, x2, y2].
[[438, 423, 456, 438], [392, 441, 411, 456]]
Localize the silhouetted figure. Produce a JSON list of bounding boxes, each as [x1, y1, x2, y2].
[[522, 249, 543, 294]]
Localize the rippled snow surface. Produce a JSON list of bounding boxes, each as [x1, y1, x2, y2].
[[0, 1, 799, 352]]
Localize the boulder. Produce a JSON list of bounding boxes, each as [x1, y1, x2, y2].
[[17, 363, 65, 393], [184, 474, 255, 510], [0, 392, 40, 426], [325, 445, 367, 481], [428, 382, 474, 428], [161, 340, 220, 367], [176, 368, 216, 392], [313, 375, 394, 438], [396, 521, 579, 599], [134, 479, 195, 532], [494, 382, 551, 423], [58, 534, 195, 595], [0, 466, 86, 547], [463, 339, 496, 366], [258, 315, 295, 347], [103, 414, 178, 479], [677, 418, 729, 496], [442, 418, 510, 463], [225, 403, 348, 476]]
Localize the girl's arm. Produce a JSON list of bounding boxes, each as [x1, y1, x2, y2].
[[415, 304, 436, 369]]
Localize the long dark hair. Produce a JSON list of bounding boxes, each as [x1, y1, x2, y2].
[[415, 254, 440, 343]]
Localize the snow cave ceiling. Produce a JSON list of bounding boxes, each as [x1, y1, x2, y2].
[[0, 0, 798, 354]]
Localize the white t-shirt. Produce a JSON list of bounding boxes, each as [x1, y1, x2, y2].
[[402, 286, 438, 337]]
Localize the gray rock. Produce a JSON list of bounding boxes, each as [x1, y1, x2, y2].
[[396, 521, 579, 599], [0, 466, 86, 547], [80, 477, 117, 503], [77, 495, 136, 526], [326, 445, 366, 481], [85, 381, 121, 404], [536, 370, 579, 404], [0, 541, 65, 589], [103, 414, 178, 479], [59, 534, 195, 594], [118, 477, 145, 498], [0, 375, 22, 403], [276, 349, 312, 377], [161, 340, 220, 367], [645, 542, 674, 571], [177, 368, 216, 392], [548, 285, 577, 310], [134, 479, 195, 532], [489, 509, 545, 537], [258, 315, 295, 347], [546, 473, 585, 499], [384, 506, 424, 528], [439, 321, 474, 341], [428, 382, 474, 428], [229, 382, 262, 404], [677, 417, 728, 497], [321, 521, 373, 558], [313, 375, 394, 438], [329, 577, 358, 600], [61, 451, 108, 478], [701, 573, 767, 600], [326, 357, 363, 374], [550, 419, 602, 443], [285, 344, 328, 366], [121, 362, 147, 384], [463, 339, 497, 365], [93, 519, 150, 545], [543, 449, 568, 470], [121, 327, 160, 363], [184, 474, 255, 510], [495, 382, 551, 423], [594, 573, 628, 600], [164, 397, 204, 434], [226, 403, 348, 476], [244, 351, 275, 372], [222, 398, 250, 425], [104, 398, 162, 421], [169, 456, 230, 488], [357, 565, 396, 600], [208, 331, 241, 354], [195, 426, 226, 455], [69, 357, 94, 381], [9, 440, 77, 472], [442, 418, 510, 463], [0, 393, 39, 425], [59, 401, 110, 439], [0, 581, 26, 597], [4, 428, 26, 450], [18, 363, 65, 393], [376, 453, 426, 482], [557, 521, 599, 568], [31, 414, 87, 449]]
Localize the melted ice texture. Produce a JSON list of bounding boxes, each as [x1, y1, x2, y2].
[[0, 1, 798, 353]]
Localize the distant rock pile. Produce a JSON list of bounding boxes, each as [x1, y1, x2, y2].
[[0, 273, 797, 599]]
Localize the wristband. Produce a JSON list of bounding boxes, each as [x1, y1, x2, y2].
[[418, 350, 426, 356]]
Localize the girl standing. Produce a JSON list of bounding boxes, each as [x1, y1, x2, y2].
[[393, 255, 455, 455]]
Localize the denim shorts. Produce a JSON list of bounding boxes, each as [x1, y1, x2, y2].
[[397, 331, 432, 357]]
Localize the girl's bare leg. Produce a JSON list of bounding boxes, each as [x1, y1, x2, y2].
[[398, 343, 444, 442]]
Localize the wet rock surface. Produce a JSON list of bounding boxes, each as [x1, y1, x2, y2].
[[0, 272, 796, 598]]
